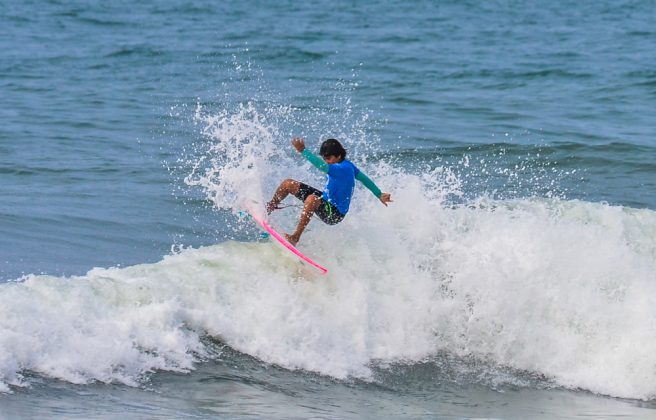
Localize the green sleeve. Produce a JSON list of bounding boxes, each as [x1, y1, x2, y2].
[[301, 149, 328, 173], [355, 171, 382, 198]]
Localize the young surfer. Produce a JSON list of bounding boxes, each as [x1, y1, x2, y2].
[[266, 137, 392, 246]]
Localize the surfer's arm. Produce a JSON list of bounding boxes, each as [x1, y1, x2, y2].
[[355, 171, 382, 198], [291, 137, 329, 173], [301, 149, 329, 173], [356, 171, 393, 206]]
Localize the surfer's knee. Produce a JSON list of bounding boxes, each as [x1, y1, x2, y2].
[[304, 194, 321, 209], [282, 178, 300, 193]]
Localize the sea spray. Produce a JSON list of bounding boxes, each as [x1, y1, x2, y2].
[[181, 102, 656, 399], [185, 102, 656, 400], [184, 101, 290, 211]]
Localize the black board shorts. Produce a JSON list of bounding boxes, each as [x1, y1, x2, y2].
[[293, 183, 345, 225]]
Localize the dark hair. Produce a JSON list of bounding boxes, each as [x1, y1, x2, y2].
[[320, 138, 346, 161]]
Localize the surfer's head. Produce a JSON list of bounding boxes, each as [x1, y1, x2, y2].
[[320, 138, 346, 163]]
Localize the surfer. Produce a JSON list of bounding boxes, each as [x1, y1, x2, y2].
[[266, 137, 392, 246]]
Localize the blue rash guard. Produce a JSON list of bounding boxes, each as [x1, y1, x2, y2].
[[324, 160, 358, 214], [302, 149, 382, 215]]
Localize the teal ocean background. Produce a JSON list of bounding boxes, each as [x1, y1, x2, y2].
[[1, 1, 655, 418]]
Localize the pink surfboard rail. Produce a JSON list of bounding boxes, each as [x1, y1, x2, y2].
[[247, 209, 328, 275]]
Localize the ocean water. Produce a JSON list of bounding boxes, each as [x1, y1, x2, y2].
[[1, 0, 656, 418]]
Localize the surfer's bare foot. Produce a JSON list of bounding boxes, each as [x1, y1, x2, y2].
[[284, 233, 299, 246], [266, 201, 277, 215]]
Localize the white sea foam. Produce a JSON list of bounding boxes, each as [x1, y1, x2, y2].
[[2, 104, 654, 400]]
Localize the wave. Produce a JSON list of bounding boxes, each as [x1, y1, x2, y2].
[[1, 196, 654, 399], [2, 102, 654, 401]]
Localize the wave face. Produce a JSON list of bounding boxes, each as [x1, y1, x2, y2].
[[2, 103, 655, 401], [1, 199, 654, 399]]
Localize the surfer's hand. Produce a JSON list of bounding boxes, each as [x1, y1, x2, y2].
[[379, 193, 393, 206], [291, 137, 305, 153]]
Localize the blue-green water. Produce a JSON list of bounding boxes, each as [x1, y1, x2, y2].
[[1, 1, 655, 418]]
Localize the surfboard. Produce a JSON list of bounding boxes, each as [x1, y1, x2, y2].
[[246, 209, 328, 275]]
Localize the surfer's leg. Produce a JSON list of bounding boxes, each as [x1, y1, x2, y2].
[[267, 179, 300, 214], [286, 194, 322, 246]]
